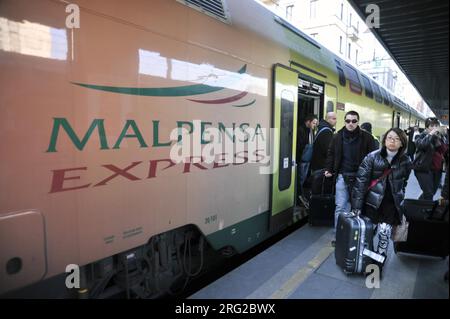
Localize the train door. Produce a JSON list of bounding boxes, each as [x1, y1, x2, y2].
[[392, 111, 401, 128], [295, 76, 324, 200], [270, 65, 298, 232]]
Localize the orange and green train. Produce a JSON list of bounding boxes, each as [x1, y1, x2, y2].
[[0, 0, 426, 297]]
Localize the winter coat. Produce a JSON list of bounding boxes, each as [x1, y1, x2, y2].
[[413, 131, 446, 172], [351, 148, 412, 221], [325, 126, 377, 174], [311, 119, 334, 171]]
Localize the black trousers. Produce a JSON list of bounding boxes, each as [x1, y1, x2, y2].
[[415, 170, 442, 200]]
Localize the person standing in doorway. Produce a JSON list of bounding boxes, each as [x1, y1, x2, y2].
[[297, 114, 318, 208]]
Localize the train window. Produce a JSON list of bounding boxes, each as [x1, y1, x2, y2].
[[326, 100, 334, 112], [334, 59, 346, 86], [344, 64, 362, 94], [371, 81, 382, 103], [278, 91, 294, 191], [361, 75, 373, 99], [380, 87, 390, 106], [336, 66, 346, 86]]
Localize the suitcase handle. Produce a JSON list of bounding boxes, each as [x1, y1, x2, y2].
[[320, 175, 335, 196]]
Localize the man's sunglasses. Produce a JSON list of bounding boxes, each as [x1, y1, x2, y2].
[[345, 119, 358, 124]]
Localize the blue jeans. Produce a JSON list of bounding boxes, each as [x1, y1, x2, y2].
[[334, 174, 351, 232]]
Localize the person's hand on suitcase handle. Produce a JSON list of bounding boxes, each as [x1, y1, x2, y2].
[[352, 209, 361, 216], [324, 170, 333, 178]]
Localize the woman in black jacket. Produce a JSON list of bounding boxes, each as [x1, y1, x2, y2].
[[351, 128, 412, 270]]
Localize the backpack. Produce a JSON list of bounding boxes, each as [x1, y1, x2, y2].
[[301, 127, 332, 163], [314, 126, 333, 143]]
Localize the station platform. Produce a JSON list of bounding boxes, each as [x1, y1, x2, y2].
[[190, 173, 449, 299]]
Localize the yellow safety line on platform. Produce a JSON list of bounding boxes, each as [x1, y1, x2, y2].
[[269, 245, 334, 299]]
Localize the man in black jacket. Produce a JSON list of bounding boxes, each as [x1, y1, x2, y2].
[[311, 112, 337, 172], [324, 111, 377, 242]]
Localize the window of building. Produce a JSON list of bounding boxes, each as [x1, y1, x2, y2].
[[371, 81, 383, 103], [340, 3, 343, 20], [355, 49, 358, 64], [286, 5, 293, 20], [344, 64, 362, 94], [349, 13, 352, 27], [361, 75, 373, 99], [310, 0, 317, 18], [339, 36, 343, 53], [348, 43, 351, 59]]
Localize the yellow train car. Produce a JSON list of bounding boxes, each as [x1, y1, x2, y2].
[[0, 0, 426, 298]]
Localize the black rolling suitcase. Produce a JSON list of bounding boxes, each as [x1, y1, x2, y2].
[[335, 212, 384, 274], [309, 172, 335, 226], [394, 199, 449, 258]]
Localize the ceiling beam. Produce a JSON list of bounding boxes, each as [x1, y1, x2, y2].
[[348, 0, 449, 117]]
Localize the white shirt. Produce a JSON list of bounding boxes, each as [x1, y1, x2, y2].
[[386, 149, 398, 164]]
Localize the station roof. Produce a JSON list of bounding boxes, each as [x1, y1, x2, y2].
[[348, 0, 449, 125]]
